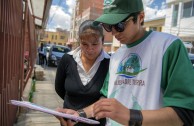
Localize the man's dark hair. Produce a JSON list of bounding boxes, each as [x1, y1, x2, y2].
[[123, 11, 144, 26]]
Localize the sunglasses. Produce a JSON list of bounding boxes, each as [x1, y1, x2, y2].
[[101, 17, 134, 32]]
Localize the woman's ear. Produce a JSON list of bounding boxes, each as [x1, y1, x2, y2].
[[102, 36, 104, 44]]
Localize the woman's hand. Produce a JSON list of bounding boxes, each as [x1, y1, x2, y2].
[[55, 108, 79, 126], [93, 98, 130, 125]]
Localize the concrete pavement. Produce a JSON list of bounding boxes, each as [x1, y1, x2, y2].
[[14, 65, 63, 126]]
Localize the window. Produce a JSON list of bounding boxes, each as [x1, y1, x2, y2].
[[52, 46, 70, 53], [192, 1, 194, 16], [55, 35, 57, 40], [149, 27, 157, 31], [183, 1, 194, 18], [172, 4, 178, 26], [60, 36, 65, 39]]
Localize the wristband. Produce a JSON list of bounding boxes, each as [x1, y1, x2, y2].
[[128, 109, 143, 126], [77, 109, 87, 118]]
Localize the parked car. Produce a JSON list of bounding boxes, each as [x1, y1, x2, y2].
[[183, 42, 193, 49], [188, 53, 194, 68], [108, 51, 115, 56], [47, 45, 71, 66]]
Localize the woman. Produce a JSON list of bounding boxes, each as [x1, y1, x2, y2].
[[55, 20, 110, 126]]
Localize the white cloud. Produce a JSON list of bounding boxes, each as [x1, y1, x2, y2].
[[66, 0, 76, 14], [144, 7, 157, 20], [143, 0, 154, 6], [45, 28, 56, 32], [161, 2, 167, 9], [46, 5, 72, 31], [143, 0, 166, 20], [46, 0, 76, 31], [144, 7, 166, 20]]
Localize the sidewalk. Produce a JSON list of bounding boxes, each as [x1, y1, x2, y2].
[[14, 65, 63, 126]]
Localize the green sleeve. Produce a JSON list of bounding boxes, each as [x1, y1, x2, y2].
[[100, 71, 109, 97], [161, 39, 194, 110]]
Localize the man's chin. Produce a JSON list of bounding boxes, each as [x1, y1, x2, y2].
[[119, 40, 127, 44], [116, 38, 126, 43]]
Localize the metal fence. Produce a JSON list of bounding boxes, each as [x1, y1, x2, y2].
[[0, 0, 37, 125]]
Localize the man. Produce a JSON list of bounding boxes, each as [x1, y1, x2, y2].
[[92, 0, 194, 126]]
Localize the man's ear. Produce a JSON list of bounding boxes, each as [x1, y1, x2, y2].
[[139, 12, 145, 24]]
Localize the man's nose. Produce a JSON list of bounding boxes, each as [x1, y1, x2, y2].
[[112, 27, 119, 36]]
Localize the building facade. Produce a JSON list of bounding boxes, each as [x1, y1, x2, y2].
[[40, 30, 69, 45], [164, 0, 194, 53], [144, 16, 165, 32]]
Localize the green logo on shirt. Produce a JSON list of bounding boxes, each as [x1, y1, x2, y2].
[[117, 53, 146, 78], [104, 0, 114, 5]]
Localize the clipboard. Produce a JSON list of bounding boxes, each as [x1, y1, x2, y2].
[[10, 100, 99, 125]]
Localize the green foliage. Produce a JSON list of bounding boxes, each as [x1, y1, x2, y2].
[[28, 79, 36, 102]]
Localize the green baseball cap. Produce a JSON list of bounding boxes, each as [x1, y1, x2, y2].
[[94, 0, 144, 25]]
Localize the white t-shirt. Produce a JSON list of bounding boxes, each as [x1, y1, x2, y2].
[[101, 31, 194, 126]]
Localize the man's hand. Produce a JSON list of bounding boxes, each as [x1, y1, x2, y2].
[[93, 98, 130, 125]]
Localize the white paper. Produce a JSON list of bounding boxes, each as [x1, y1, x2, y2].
[[10, 100, 99, 125]]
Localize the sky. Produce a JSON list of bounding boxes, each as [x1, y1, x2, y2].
[[46, 0, 166, 31]]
